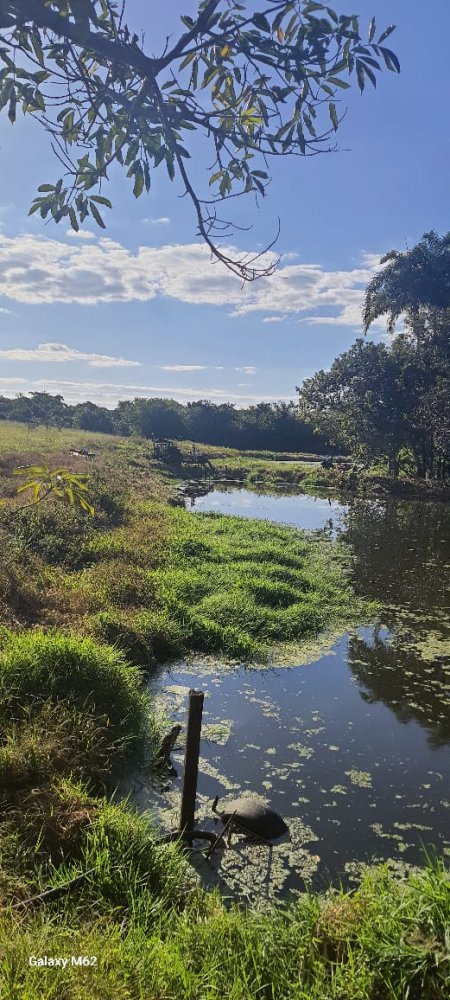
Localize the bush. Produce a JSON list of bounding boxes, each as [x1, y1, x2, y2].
[[9, 501, 94, 568], [0, 631, 150, 755]]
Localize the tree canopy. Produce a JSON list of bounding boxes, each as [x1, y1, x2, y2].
[[299, 231, 450, 480], [363, 231, 450, 335], [0, 0, 399, 278]]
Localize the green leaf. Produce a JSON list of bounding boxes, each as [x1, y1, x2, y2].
[[328, 102, 338, 131], [252, 13, 271, 32], [380, 47, 400, 73], [89, 195, 112, 207], [154, 146, 166, 168], [363, 65, 377, 88], [16, 480, 42, 494], [356, 62, 365, 92], [133, 165, 144, 198], [69, 207, 79, 232], [37, 184, 55, 192], [179, 51, 196, 70], [30, 32, 44, 66], [368, 17, 376, 43], [89, 202, 106, 228], [327, 77, 350, 90], [13, 465, 48, 476], [78, 495, 95, 516], [377, 24, 396, 44]]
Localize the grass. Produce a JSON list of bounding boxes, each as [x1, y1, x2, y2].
[[0, 852, 448, 998], [0, 631, 152, 758], [0, 421, 448, 998], [0, 423, 368, 664]]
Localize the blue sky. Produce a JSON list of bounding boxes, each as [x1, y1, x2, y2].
[[0, 0, 449, 408]]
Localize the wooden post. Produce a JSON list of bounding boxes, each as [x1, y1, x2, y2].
[[179, 689, 204, 835]]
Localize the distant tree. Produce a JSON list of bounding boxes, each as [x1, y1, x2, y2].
[[3, 394, 35, 424], [72, 400, 115, 433], [0, 1, 399, 278], [117, 397, 185, 440], [298, 339, 407, 475], [186, 401, 239, 446]]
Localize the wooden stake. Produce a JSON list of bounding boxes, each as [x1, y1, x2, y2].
[[179, 689, 204, 835]]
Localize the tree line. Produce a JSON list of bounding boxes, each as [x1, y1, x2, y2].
[[0, 394, 333, 454]]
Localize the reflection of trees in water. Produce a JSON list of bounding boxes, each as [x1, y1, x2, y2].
[[348, 629, 450, 748], [338, 496, 450, 612], [335, 496, 450, 746]]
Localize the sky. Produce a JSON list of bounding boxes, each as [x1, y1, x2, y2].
[[0, 0, 449, 409]]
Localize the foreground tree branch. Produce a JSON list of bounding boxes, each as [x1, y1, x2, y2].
[[0, 0, 400, 278]]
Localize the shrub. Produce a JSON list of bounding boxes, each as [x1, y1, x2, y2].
[[0, 631, 150, 755], [10, 501, 94, 568]]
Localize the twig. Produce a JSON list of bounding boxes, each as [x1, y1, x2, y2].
[[206, 811, 236, 859], [7, 868, 96, 912], [158, 828, 218, 846]]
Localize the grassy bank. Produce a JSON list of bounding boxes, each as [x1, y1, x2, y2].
[[0, 423, 369, 665], [1, 422, 449, 999]]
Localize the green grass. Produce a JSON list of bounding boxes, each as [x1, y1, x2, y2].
[[0, 630, 151, 756], [0, 422, 368, 663], [0, 422, 449, 998], [0, 853, 448, 999], [139, 506, 368, 661]]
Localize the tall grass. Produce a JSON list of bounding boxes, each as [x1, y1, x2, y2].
[[0, 859, 448, 999], [0, 631, 150, 754]]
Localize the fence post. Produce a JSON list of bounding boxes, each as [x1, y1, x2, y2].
[[179, 689, 204, 835]]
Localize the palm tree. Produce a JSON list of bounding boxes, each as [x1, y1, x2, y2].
[[363, 230, 450, 335]]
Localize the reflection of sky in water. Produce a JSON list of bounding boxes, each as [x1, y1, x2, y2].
[[191, 487, 348, 537], [135, 488, 450, 898]]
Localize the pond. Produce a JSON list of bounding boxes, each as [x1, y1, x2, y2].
[[139, 487, 450, 902]]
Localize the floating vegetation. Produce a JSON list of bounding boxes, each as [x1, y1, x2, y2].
[[202, 720, 233, 746], [345, 769, 373, 788], [287, 742, 314, 759]]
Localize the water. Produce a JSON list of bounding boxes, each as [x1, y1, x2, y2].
[[188, 485, 348, 536], [143, 486, 450, 900]]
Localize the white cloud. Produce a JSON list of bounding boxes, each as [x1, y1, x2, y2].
[[262, 315, 286, 323], [65, 229, 96, 240], [0, 307, 11, 314], [235, 366, 257, 375], [160, 364, 208, 372], [0, 233, 384, 329], [142, 217, 170, 225], [0, 342, 141, 367], [0, 377, 295, 408]]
